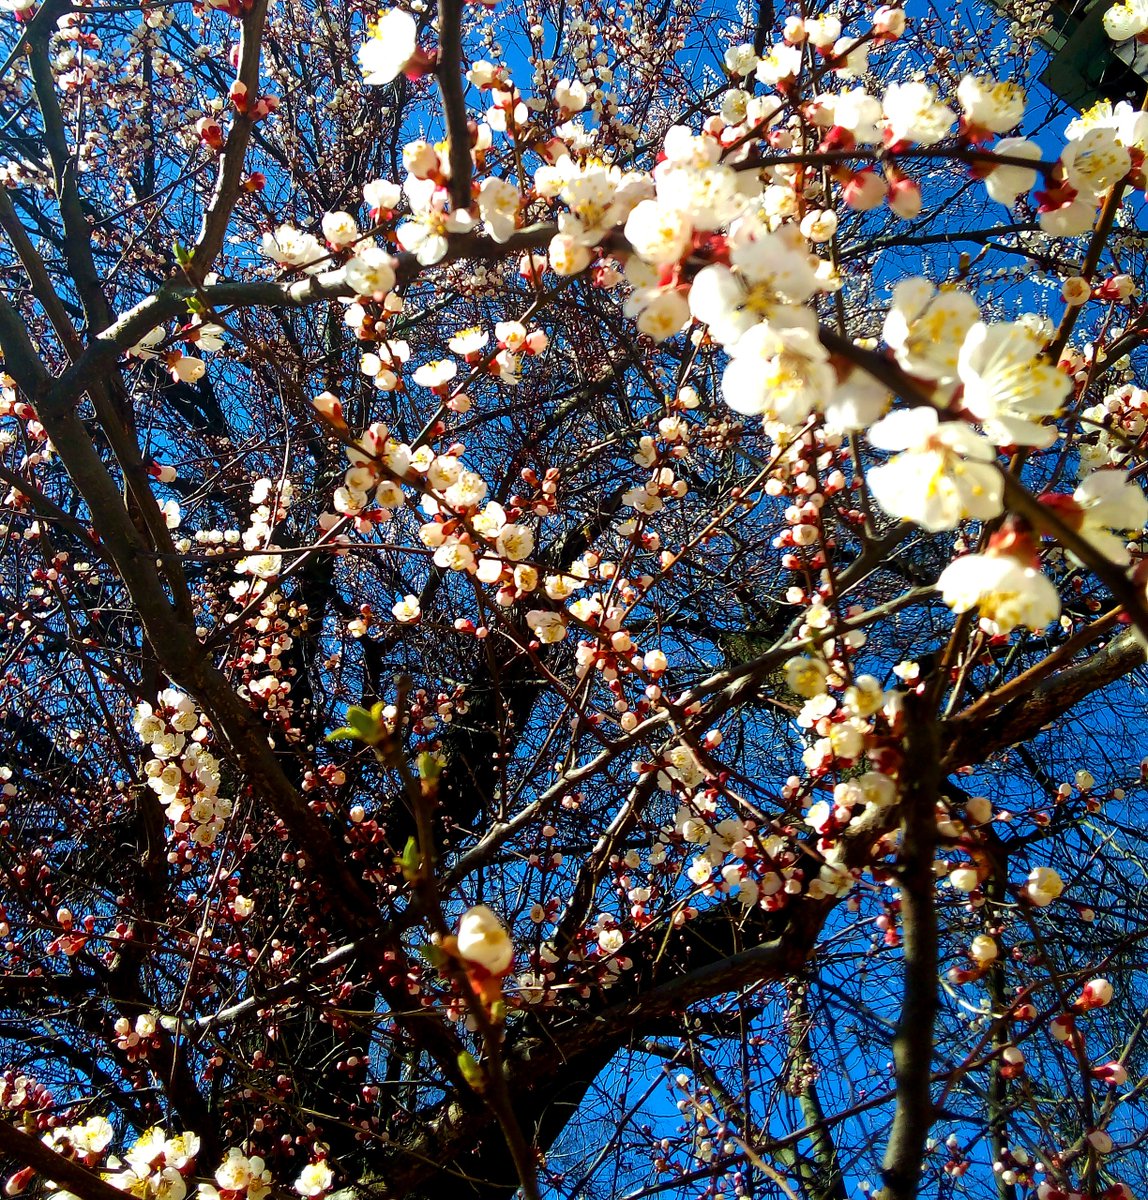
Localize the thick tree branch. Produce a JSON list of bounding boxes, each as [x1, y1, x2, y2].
[[436, 0, 473, 213], [879, 697, 940, 1200], [0, 1121, 134, 1200], [944, 626, 1146, 767]]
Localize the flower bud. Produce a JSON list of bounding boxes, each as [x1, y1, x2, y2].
[[457, 904, 514, 974]]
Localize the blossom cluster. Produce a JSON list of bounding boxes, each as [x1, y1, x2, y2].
[[133, 689, 232, 854]]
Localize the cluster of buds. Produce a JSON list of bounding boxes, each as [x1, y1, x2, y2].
[[113, 1012, 163, 1061]]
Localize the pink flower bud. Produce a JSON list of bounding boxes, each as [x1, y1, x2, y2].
[[888, 176, 922, 218], [7, 1167, 36, 1195], [841, 169, 887, 211], [195, 116, 224, 151], [1050, 1013, 1075, 1042], [1092, 1060, 1128, 1086], [1077, 978, 1114, 1010]]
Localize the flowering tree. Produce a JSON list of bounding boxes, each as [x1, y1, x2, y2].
[[5, 0, 1148, 1196]]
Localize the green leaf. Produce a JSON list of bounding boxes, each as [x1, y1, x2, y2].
[[457, 1051, 485, 1092], [417, 942, 446, 969], [326, 703, 391, 747], [417, 751, 444, 783], [399, 836, 420, 881]]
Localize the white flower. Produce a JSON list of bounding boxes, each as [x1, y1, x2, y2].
[[866, 407, 1003, 530], [800, 209, 838, 243], [689, 221, 822, 349], [1105, 0, 1148, 39], [806, 14, 842, 47], [831, 36, 870, 78], [631, 286, 691, 342], [448, 326, 489, 357], [321, 211, 359, 247], [214, 1151, 271, 1200], [478, 177, 520, 242], [654, 163, 747, 232], [1024, 866, 1064, 906], [724, 43, 759, 76], [785, 655, 829, 698], [969, 934, 998, 965], [128, 325, 166, 359], [442, 469, 487, 510], [1070, 470, 1148, 563], [1061, 127, 1131, 197], [527, 609, 567, 643], [261, 225, 324, 269], [555, 77, 588, 111], [950, 866, 979, 892], [1066, 98, 1148, 147], [413, 359, 457, 389], [624, 199, 693, 267], [344, 246, 397, 299], [882, 81, 955, 145], [456, 904, 514, 973], [295, 1161, 333, 1198], [825, 366, 890, 433], [984, 138, 1040, 204], [958, 322, 1070, 447], [829, 89, 884, 143], [69, 1117, 114, 1156], [720, 313, 835, 424], [598, 927, 625, 954], [1039, 195, 1100, 237], [358, 9, 418, 85], [957, 76, 1025, 133], [392, 595, 420, 623], [548, 233, 592, 275], [937, 551, 1060, 634], [170, 354, 205, 383], [884, 278, 980, 383], [494, 523, 534, 561], [363, 177, 402, 213], [755, 41, 803, 86]]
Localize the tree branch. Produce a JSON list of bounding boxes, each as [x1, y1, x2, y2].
[[436, 0, 473, 213], [0, 1121, 135, 1200], [879, 696, 940, 1200], [186, 0, 271, 283]]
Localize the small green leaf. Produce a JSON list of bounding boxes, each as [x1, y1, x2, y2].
[[326, 703, 391, 747], [417, 942, 446, 968], [399, 836, 420, 881], [457, 1051, 485, 1092], [417, 751, 444, 783]]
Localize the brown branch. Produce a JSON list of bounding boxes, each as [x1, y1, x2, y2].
[[0, 188, 83, 358], [186, 0, 271, 283], [0, 1121, 135, 1200], [43, 223, 559, 415], [25, 29, 113, 330], [879, 696, 940, 1200], [436, 0, 473, 213], [944, 626, 1146, 767], [946, 608, 1121, 728]]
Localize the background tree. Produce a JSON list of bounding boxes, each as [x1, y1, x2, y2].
[[2, 0, 1148, 1198]]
